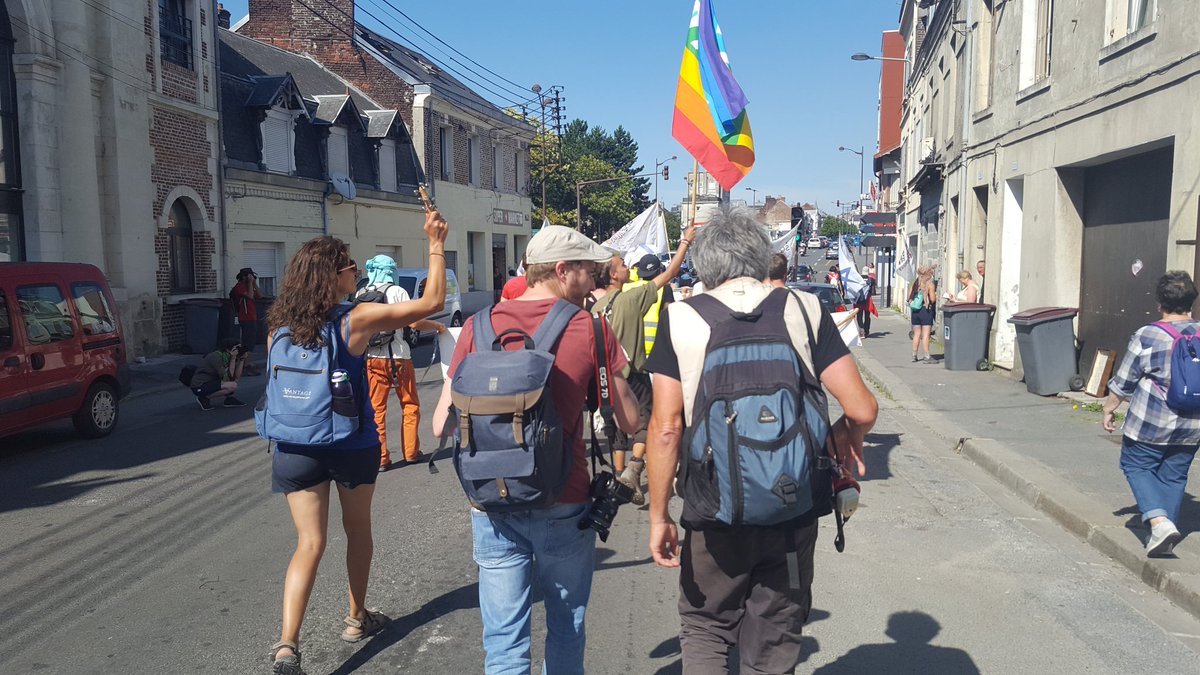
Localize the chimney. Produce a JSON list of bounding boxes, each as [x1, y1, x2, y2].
[[241, 0, 355, 50], [217, 3, 231, 29]]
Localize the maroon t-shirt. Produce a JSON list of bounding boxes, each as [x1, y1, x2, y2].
[[501, 276, 527, 300], [448, 298, 627, 503]]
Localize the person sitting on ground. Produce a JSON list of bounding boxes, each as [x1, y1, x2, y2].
[[1103, 271, 1200, 558], [943, 270, 979, 304], [189, 338, 247, 410]]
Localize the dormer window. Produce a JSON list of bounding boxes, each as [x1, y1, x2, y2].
[[378, 139, 398, 192], [327, 126, 349, 178], [159, 0, 193, 70], [261, 108, 296, 174]]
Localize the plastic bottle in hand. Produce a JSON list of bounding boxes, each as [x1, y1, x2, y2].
[[331, 369, 357, 417]]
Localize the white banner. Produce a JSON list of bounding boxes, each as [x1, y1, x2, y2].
[[838, 235, 869, 306], [770, 224, 800, 262], [602, 204, 669, 263]]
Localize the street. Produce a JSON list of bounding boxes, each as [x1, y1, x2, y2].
[[3, 305, 1200, 674]]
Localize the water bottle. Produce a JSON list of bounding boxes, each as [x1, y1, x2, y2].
[[331, 369, 357, 417]]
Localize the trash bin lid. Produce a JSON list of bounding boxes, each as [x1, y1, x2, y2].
[[942, 302, 996, 314], [1007, 306, 1078, 325], [179, 297, 222, 306]]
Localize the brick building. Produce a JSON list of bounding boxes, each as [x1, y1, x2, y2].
[[235, 0, 535, 299], [0, 0, 222, 354]]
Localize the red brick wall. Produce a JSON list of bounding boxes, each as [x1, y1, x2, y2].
[[453, 126, 469, 186], [150, 108, 214, 222], [162, 304, 185, 352], [162, 62, 198, 103]]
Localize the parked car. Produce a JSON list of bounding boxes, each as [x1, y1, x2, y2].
[[787, 282, 848, 314], [793, 264, 814, 283], [394, 268, 463, 345], [0, 262, 132, 439]]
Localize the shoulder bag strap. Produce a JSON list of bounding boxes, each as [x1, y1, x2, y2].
[[589, 315, 615, 475]]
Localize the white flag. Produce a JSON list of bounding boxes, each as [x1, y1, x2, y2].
[[770, 224, 799, 261], [838, 235, 869, 306], [895, 242, 914, 279], [602, 204, 669, 262]]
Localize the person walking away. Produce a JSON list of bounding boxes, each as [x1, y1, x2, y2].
[[499, 255, 529, 302], [232, 268, 264, 375], [591, 229, 697, 504], [766, 252, 788, 289], [943, 270, 979, 305], [189, 338, 248, 409], [431, 225, 641, 675], [264, 210, 449, 675], [855, 264, 878, 339], [1103, 271, 1200, 557], [645, 205, 877, 673], [909, 265, 936, 362], [356, 255, 446, 472]]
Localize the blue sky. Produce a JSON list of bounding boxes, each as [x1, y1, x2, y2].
[[222, 0, 903, 211]]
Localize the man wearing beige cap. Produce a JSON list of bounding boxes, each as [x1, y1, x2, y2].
[[433, 225, 640, 674]]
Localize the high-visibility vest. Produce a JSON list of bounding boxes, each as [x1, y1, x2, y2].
[[622, 275, 665, 357]]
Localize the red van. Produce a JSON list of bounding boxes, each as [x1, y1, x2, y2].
[[0, 263, 131, 439]]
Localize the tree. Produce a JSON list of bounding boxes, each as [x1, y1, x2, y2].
[[664, 208, 682, 245], [820, 215, 857, 238]]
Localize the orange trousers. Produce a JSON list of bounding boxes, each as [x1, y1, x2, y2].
[[367, 357, 420, 465]]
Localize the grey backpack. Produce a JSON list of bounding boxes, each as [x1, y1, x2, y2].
[[450, 300, 581, 511]]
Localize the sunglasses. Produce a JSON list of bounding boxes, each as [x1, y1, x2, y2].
[[338, 262, 359, 275]]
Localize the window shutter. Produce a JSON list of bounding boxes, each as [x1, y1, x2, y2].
[[243, 242, 280, 296], [328, 127, 349, 178], [379, 139, 397, 192], [261, 116, 291, 173]]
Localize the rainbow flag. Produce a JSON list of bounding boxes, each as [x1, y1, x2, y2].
[[672, 0, 754, 192]]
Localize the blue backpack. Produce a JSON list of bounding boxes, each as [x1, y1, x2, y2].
[[678, 288, 835, 528], [1153, 322, 1200, 412], [255, 305, 361, 445], [450, 300, 580, 511]]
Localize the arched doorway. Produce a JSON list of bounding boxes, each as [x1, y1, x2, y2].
[[0, 4, 22, 262]]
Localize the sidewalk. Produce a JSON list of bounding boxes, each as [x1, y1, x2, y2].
[[853, 309, 1200, 620]]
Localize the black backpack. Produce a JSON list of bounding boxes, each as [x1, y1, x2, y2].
[[178, 365, 197, 388], [354, 283, 400, 348]]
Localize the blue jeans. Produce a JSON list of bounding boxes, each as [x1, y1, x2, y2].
[[1119, 437, 1198, 523], [471, 502, 596, 675]]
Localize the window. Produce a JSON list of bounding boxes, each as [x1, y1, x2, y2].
[[261, 109, 296, 174], [243, 242, 281, 297], [17, 284, 73, 345], [72, 283, 116, 336], [514, 151, 525, 194], [168, 199, 195, 293], [0, 290, 11, 350], [468, 135, 479, 186], [378, 139, 397, 192], [492, 143, 502, 190], [327, 126, 349, 178], [439, 127, 452, 180], [1020, 0, 1053, 89], [1107, 0, 1155, 43], [158, 0, 193, 70]]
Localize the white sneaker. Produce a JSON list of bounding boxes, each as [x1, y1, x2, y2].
[[1146, 520, 1182, 557]]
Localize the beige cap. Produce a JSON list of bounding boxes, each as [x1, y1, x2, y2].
[[525, 225, 613, 265]]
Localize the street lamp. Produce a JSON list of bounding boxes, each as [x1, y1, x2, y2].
[[745, 186, 758, 205], [654, 155, 676, 205], [838, 146, 865, 211], [850, 52, 909, 63]]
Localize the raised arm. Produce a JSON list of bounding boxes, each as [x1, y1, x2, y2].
[[654, 224, 698, 290], [349, 209, 448, 352]]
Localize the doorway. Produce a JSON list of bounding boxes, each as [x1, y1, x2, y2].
[[995, 179, 1024, 368]]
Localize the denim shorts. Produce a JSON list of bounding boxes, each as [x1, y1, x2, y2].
[[271, 445, 381, 493]]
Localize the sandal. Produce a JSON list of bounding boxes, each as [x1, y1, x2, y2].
[[340, 609, 388, 643], [269, 640, 305, 675]]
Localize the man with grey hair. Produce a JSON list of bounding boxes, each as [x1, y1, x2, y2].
[[644, 205, 878, 673]]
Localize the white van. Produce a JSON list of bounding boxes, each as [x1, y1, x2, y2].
[[393, 268, 463, 345]]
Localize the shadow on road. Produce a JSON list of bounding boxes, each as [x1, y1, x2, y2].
[[813, 611, 979, 674], [650, 607, 832, 674], [328, 582, 481, 675], [861, 432, 902, 482]]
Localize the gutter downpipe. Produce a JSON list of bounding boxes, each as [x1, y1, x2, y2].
[[214, 20, 231, 291], [957, 0, 975, 299]]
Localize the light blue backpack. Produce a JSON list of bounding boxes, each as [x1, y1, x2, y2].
[[254, 305, 360, 445]]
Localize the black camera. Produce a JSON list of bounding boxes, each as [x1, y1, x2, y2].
[[578, 471, 634, 542]]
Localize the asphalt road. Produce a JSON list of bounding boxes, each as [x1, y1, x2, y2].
[[2, 282, 1200, 674]]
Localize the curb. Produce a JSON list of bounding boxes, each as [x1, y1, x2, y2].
[[852, 343, 1200, 622]]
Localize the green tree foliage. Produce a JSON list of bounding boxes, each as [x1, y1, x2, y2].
[[820, 215, 857, 238], [530, 119, 651, 237], [664, 209, 682, 245]]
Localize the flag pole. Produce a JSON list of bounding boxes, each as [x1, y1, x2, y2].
[[688, 159, 700, 228]]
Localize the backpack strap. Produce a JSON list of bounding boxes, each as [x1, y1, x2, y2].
[[473, 304, 498, 352], [1154, 321, 1184, 341], [531, 299, 583, 350], [684, 292, 729, 326], [589, 315, 615, 476]]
